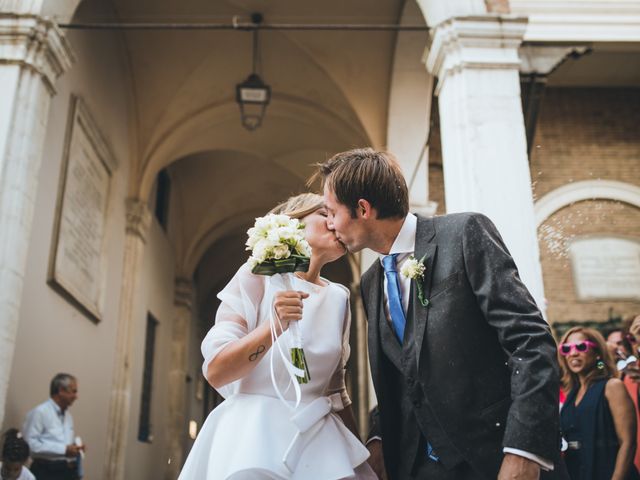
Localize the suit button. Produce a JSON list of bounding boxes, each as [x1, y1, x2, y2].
[[407, 377, 415, 386], [412, 400, 421, 408]]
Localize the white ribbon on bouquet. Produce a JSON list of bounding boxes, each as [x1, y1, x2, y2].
[[268, 272, 306, 410]]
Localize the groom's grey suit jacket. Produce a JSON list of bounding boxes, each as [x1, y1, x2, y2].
[[361, 213, 560, 479]]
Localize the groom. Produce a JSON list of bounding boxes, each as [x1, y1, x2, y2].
[[316, 149, 563, 479]]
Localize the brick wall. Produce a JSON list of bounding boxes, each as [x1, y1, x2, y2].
[[485, 0, 510, 14], [538, 200, 640, 324], [429, 87, 640, 325], [531, 88, 640, 200], [531, 88, 640, 326]]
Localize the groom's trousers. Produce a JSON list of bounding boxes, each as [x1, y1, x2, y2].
[[411, 452, 570, 480], [411, 454, 477, 479]]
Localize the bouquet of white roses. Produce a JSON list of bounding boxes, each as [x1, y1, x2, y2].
[[246, 213, 311, 383]]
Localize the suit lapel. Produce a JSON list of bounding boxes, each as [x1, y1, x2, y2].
[[413, 216, 437, 368]]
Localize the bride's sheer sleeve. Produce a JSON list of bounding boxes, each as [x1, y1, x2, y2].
[[326, 285, 352, 408], [200, 263, 266, 383]]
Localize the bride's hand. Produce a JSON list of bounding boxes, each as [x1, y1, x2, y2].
[[274, 291, 309, 329]]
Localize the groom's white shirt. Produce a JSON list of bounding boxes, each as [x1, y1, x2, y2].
[[376, 213, 553, 471]]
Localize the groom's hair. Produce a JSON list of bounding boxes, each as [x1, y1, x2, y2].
[[311, 148, 408, 219]]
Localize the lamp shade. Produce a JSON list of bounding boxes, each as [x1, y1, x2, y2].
[[236, 73, 271, 131]]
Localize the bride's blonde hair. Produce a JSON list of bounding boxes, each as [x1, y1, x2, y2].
[[269, 193, 323, 220]]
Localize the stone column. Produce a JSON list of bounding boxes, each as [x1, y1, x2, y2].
[[0, 14, 73, 425], [165, 277, 193, 479], [425, 16, 547, 313], [350, 281, 371, 440], [103, 199, 152, 480]]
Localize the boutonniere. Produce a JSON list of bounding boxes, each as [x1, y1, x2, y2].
[[400, 254, 429, 307]]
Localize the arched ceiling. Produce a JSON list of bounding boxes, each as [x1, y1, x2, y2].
[[166, 147, 337, 276], [72, 0, 412, 197], [68, 0, 432, 280]]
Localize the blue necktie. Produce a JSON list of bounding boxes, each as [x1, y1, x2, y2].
[[382, 254, 440, 463], [382, 254, 405, 342]]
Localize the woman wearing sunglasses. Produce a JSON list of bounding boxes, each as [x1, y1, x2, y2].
[[559, 327, 639, 480]]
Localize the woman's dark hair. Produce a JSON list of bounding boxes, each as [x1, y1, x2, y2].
[[2, 429, 29, 463]]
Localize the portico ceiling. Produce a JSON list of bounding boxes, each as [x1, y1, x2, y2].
[[71, 0, 422, 277], [75, 0, 407, 189]]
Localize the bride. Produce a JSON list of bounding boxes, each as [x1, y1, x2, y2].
[[178, 193, 376, 480]]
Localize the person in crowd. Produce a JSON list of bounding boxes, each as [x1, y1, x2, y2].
[[1, 429, 35, 480], [632, 315, 640, 341], [178, 193, 375, 479], [23, 373, 84, 480], [624, 315, 640, 473], [607, 328, 633, 363], [559, 327, 639, 480], [316, 148, 564, 480]]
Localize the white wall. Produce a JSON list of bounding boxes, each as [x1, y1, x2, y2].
[[125, 219, 176, 480], [386, 0, 432, 207], [2, 23, 132, 480]]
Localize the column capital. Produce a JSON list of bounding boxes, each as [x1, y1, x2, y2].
[[125, 198, 152, 243], [174, 277, 194, 310], [519, 45, 589, 76], [425, 16, 528, 95], [0, 14, 75, 95]]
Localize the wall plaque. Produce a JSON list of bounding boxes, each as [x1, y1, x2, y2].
[[570, 236, 640, 301], [49, 96, 117, 322]]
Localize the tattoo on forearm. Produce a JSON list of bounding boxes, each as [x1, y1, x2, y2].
[[249, 345, 266, 361]]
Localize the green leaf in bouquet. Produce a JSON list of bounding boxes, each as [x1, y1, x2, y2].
[[273, 257, 297, 273], [291, 255, 310, 273], [251, 255, 311, 276], [251, 262, 277, 276], [290, 347, 311, 384]]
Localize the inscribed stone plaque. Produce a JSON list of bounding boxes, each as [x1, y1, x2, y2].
[[49, 97, 117, 322], [570, 236, 640, 301]]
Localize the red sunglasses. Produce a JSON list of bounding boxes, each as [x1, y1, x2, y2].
[[559, 341, 598, 356]]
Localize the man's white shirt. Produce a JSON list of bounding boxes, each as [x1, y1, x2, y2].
[[376, 213, 553, 471], [23, 399, 74, 461]]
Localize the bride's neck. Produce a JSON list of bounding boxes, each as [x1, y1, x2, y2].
[[297, 257, 323, 285]]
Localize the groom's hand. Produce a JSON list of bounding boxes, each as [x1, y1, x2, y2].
[[366, 439, 386, 480], [498, 454, 540, 480]]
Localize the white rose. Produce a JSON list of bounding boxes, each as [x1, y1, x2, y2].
[[254, 216, 271, 231], [296, 240, 312, 257], [274, 214, 291, 227], [277, 225, 297, 241], [266, 228, 281, 244], [272, 244, 291, 259], [248, 256, 260, 269], [252, 240, 270, 263]]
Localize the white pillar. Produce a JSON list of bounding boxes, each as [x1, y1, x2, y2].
[[103, 199, 152, 480], [386, 0, 436, 216], [425, 16, 547, 314], [166, 278, 193, 479], [0, 14, 73, 425]]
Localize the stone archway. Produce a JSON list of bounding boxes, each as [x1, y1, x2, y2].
[[535, 180, 640, 227]]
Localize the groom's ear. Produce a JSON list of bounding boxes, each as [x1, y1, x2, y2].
[[357, 199, 374, 219]]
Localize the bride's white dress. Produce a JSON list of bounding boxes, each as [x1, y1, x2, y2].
[[179, 264, 376, 480]]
